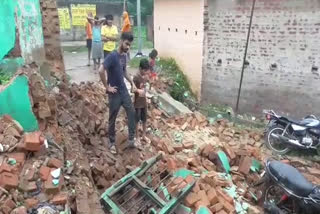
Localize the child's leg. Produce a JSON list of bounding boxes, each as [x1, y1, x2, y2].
[[142, 122, 147, 138], [135, 108, 140, 140], [141, 108, 148, 141], [98, 58, 101, 65]]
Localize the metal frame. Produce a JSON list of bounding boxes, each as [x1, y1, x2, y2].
[[100, 154, 195, 214]]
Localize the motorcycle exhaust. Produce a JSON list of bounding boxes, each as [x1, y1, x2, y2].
[[271, 133, 304, 148]]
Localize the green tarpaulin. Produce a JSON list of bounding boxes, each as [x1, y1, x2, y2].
[[0, 75, 38, 131]]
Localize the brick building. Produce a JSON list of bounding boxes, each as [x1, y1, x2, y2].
[[154, 0, 320, 117]]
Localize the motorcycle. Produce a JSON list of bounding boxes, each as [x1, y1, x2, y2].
[[263, 110, 320, 155], [259, 159, 320, 214]]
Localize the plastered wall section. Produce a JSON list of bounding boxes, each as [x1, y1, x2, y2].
[[202, 0, 320, 117], [0, 0, 45, 65], [154, 0, 204, 97], [16, 0, 45, 64]]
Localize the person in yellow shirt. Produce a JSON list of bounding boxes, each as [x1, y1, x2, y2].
[[101, 15, 118, 59]]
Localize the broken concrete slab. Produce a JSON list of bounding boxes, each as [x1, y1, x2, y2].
[[157, 92, 192, 116]]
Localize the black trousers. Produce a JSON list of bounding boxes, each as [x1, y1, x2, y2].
[[108, 90, 135, 144]]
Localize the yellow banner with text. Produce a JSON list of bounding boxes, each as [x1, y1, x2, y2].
[[71, 4, 96, 26], [58, 8, 71, 30]]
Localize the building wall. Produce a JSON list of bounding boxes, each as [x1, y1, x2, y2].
[[202, 0, 320, 117], [154, 0, 204, 97], [0, 0, 45, 65], [40, 0, 65, 73]]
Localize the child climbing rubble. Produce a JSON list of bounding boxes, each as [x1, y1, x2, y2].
[[133, 59, 151, 145]]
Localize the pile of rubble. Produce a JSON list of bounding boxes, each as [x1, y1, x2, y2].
[[0, 116, 67, 213], [1, 70, 320, 214]]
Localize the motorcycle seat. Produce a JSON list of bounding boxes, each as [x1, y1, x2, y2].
[[268, 160, 314, 197], [285, 117, 320, 128]]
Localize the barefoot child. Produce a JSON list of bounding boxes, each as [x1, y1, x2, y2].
[[133, 59, 150, 144]]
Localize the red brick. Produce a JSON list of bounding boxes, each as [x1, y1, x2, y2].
[[207, 188, 218, 205], [0, 163, 13, 173], [11, 206, 27, 214], [216, 188, 234, 205], [308, 167, 320, 177], [51, 193, 68, 205], [2, 206, 13, 214], [183, 142, 194, 149], [3, 198, 16, 210], [162, 140, 175, 154], [184, 192, 200, 207], [223, 145, 236, 160], [210, 203, 223, 213], [173, 144, 184, 152], [238, 156, 252, 175], [25, 198, 39, 209], [223, 201, 235, 213], [7, 153, 26, 164], [24, 132, 41, 151], [173, 177, 184, 185], [39, 166, 51, 181], [197, 190, 210, 206], [202, 144, 214, 157], [185, 175, 194, 184], [193, 182, 201, 193], [167, 158, 177, 171], [216, 210, 227, 214], [281, 159, 290, 164], [44, 175, 64, 195], [187, 157, 199, 167], [48, 158, 63, 168], [25, 182, 38, 192], [0, 172, 19, 190]]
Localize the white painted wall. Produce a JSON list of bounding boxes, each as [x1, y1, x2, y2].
[[154, 0, 204, 97]]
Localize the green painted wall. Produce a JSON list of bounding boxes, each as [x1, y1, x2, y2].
[[0, 0, 17, 60], [0, 75, 39, 131], [0, 0, 45, 131], [0, 0, 45, 86]]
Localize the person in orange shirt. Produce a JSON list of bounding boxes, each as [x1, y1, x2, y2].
[[121, 11, 132, 61], [121, 11, 131, 33], [86, 12, 93, 66]]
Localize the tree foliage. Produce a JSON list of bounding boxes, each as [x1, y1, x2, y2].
[[127, 0, 154, 17]]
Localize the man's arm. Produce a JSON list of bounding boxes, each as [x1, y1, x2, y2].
[[99, 64, 108, 89], [124, 71, 134, 87], [101, 27, 119, 42], [102, 35, 118, 42], [98, 18, 106, 25]]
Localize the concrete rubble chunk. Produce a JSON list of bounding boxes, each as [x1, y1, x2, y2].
[[158, 92, 192, 116]]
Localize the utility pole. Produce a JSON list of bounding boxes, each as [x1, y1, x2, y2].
[[136, 0, 143, 57], [235, 0, 256, 114]]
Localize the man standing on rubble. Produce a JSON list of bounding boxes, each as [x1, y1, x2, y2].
[[99, 32, 137, 154]]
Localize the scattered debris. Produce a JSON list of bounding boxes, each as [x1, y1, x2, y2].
[[1, 71, 320, 214]]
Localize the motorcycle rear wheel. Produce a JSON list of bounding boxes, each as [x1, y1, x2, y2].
[[265, 126, 291, 155], [265, 185, 295, 214]]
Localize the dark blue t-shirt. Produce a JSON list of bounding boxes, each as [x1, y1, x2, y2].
[[103, 51, 127, 91]]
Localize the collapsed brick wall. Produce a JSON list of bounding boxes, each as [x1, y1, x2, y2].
[[201, 0, 320, 117], [39, 0, 65, 73]]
